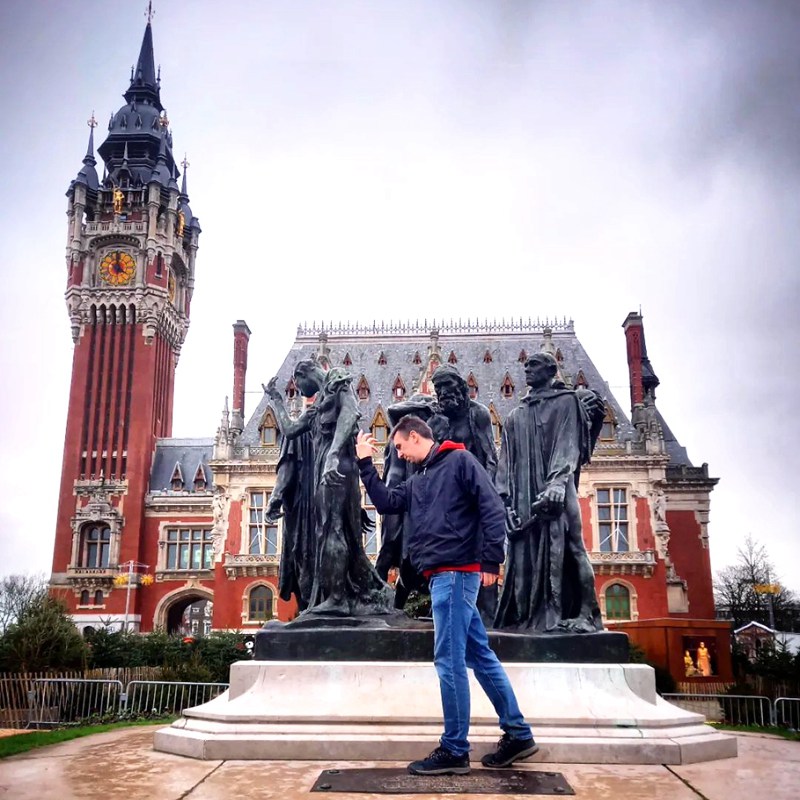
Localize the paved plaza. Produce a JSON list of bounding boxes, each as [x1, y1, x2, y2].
[[0, 727, 798, 800]]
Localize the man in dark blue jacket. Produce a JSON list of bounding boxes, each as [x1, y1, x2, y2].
[[356, 415, 537, 775]]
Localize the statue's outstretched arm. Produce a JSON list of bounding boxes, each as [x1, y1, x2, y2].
[[265, 376, 313, 439]]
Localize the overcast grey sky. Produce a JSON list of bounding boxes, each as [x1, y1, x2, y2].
[[0, 1, 798, 594]]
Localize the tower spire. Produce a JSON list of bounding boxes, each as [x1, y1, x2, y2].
[[124, 11, 162, 110]]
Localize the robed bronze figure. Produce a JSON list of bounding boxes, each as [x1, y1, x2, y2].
[[495, 352, 605, 633]]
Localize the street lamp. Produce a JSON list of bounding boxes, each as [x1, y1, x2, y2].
[[753, 581, 781, 630], [114, 560, 150, 632]]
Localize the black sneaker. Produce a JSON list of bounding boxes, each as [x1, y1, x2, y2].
[[408, 746, 471, 775], [481, 733, 539, 768]]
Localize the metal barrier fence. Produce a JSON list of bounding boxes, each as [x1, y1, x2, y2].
[[662, 693, 774, 727], [775, 697, 800, 730], [27, 679, 124, 728], [121, 681, 228, 717], [0, 677, 228, 729]]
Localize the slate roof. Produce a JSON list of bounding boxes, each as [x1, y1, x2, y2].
[[150, 438, 215, 493], [240, 319, 641, 450]]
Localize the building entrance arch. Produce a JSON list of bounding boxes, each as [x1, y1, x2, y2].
[[153, 586, 214, 634]]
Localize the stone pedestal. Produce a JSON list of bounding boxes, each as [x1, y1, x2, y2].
[[155, 661, 737, 764]]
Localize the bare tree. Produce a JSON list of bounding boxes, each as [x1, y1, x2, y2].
[[0, 573, 48, 633], [714, 535, 798, 630]]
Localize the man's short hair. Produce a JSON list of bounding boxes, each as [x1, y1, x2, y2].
[[391, 414, 434, 441]]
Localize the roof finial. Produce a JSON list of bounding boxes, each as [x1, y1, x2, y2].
[[180, 154, 190, 197], [83, 111, 97, 166], [146, 1, 155, 23]]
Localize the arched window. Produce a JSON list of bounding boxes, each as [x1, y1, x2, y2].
[[94, 590, 104, 606], [249, 585, 274, 622], [605, 584, 631, 621], [82, 524, 111, 568], [260, 409, 279, 446], [80, 590, 90, 606]]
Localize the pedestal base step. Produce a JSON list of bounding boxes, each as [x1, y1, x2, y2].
[[154, 661, 737, 765]]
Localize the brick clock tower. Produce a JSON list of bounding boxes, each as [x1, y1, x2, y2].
[[51, 18, 201, 629]]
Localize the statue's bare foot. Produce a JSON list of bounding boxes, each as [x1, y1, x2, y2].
[[558, 615, 597, 633], [309, 597, 350, 616]]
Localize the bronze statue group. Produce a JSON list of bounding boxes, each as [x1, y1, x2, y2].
[[265, 351, 605, 634]]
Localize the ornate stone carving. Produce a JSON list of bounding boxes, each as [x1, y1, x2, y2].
[[210, 486, 230, 560]]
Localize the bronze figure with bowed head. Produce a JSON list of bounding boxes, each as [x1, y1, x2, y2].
[[265, 358, 393, 617], [495, 352, 605, 634]]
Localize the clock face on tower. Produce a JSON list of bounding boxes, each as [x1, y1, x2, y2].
[[99, 251, 136, 286]]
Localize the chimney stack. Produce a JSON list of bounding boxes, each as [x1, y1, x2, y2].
[[622, 312, 645, 410], [230, 320, 251, 434], [622, 311, 660, 413]]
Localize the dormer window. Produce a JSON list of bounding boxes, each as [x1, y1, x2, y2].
[[500, 372, 515, 399], [343, 353, 353, 367], [575, 370, 588, 389], [489, 404, 502, 445], [518, 349, 527, 363], [600, 403, 617, 440], [193, 463, 207, 492], [371, 408, 389, 444], [412, 351, 422, 365], [377, 352, 387, 366], [170, 463, 184, 491], [448, 351, 458, 365], [392, 375, 406, 400], [556, 348, 564, 364], [467, 372, 479, 400], [483, 350, 493, 364], [357, 375, 370, 401], [285, 377, 297, 399], [260, 409, 279, 446]]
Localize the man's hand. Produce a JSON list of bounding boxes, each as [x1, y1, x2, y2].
[[480, 572, 498, 587], [356, 430, 379, 460]]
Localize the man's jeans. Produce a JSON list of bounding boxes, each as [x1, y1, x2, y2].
[[429, 570, 532, 755]]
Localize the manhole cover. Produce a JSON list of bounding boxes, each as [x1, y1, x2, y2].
[[311, 767, 574, 795]]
